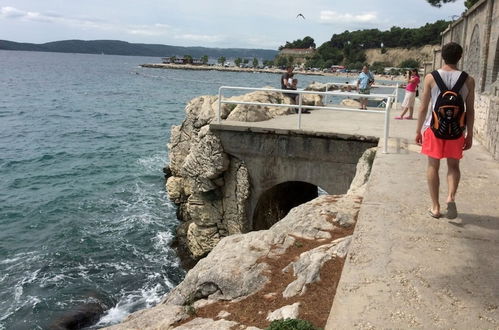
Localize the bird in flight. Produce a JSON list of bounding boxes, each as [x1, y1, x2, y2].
[[296, 13, 305, 19]]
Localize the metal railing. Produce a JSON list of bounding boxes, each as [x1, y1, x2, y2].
[[216, 86, 394, 153], [323, 82, 399, 109]]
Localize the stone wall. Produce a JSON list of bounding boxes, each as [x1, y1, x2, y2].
[[437, 0, 499, 160]]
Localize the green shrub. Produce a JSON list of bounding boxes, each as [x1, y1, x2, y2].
[[399, 58, 420, 69], [266, 318, 321, 330]]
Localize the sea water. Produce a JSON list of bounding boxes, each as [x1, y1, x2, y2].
[[0, 50, 399, 329]]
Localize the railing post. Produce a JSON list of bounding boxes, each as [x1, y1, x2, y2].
[[297, 92, 302, 129], [217, 87, 222, 123], [324, 83, 329, 104], [383, 96, 392, 154], [394, 83, 399, 110]]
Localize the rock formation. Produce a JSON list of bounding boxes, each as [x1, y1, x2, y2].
[[106, 146, 376, 329], [166, 87, 324, 259]]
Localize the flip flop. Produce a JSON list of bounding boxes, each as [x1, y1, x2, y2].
[[446, 202, 458, 219], [394, 116, 403, 120], [428, 209, 441, 219]]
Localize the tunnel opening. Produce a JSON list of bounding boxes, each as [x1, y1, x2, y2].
[[252, 181, 320, 231]]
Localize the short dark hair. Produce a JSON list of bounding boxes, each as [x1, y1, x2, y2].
[[441, 42, 463, 65]]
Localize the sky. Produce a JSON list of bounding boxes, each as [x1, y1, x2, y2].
[[0, 0, 467, 50]]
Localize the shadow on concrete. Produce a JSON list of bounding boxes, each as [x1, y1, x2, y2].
[[448, 213, 499, 231]]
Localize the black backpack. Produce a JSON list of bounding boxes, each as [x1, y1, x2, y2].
[[430, 70, 468, 140]]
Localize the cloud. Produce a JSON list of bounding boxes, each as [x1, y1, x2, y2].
[[0, 6, 25, 18], [0, 6, 174, 38], [126, 24, 171, 36], [320, 10, 378, 24], [174, 34, 224, 44], [1, 6, 74, 23]]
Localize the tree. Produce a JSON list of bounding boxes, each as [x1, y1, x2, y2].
[[275, 56, 288, 68], [279, 36, 316, 50], [235, 57, 242, 67], [263, 59, 274, 67], [371, 61, 391, 74], [426, 0, 478, 8], [252, 57, 259, 68], [183, 55, 193, 64], [218, 56, 226, 66], [399, 58, 420, 68], [201, 55, 208, 65]]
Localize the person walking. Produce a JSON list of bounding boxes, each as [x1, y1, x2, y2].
[[356, 65, 374, 110], [415, 42, 475, 219], [395, 68, 420, 119]]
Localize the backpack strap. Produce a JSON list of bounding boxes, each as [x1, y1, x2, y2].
[[431, 70, 448, 92], [451, 71, 469, 93]]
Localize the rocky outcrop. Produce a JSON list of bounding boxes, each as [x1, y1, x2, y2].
[[166, 87, 325, 259], [364, 45, 439, 67], [106, 147, 376, 329]]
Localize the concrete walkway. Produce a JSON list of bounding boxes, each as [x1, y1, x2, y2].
[[324, 111, 499, 329], [218, 104, 499, 329]]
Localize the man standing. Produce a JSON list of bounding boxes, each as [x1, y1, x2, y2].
[[415, 42, 475, 219], [356, 65, 374, 110]]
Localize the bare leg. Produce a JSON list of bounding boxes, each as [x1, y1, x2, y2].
[[399, 107, 408, 117], [362, 97, 368, 109], [446, 158, 461, 203], [407, 106, 414, 118], [427, 157, 441, 215]]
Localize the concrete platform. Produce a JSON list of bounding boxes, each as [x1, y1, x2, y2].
[[215, 104, 499, 329], [325, 114, 499, 329]]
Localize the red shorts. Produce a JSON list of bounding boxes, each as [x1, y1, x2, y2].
[[421, 128, 464, 159]]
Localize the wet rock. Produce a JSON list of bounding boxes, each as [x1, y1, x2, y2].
[[50, 300, 107, 330], [104, 304, 188, 330]]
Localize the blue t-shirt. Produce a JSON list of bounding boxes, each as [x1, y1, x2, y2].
[[358, 71, 374, 89]]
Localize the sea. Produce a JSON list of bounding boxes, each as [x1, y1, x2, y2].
[[0, 50, 401, 329]]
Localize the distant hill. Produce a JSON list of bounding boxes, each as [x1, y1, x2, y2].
[[0, 39, 278, 60]]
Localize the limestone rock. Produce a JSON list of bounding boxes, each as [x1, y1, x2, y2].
[[186, 193, 222, 227], [186, 223, 221, 259], [173, 317, 239, 330], [282, 237, 351, 298], [180, 132, 229, 192], [168, 124, 193, 176], [266, 302, 301, 321], [304, 82, 329, 91], [341, 98, 361, 108], [166, 177, 186, 204], [300, 93, 324, 107], [347, 147, 376, 196], [103, 304, 187, 330], [226, 89, 294, 122], [164, 230, 278, 306], [164, 194, 361, 307], [184, 96, 218, 128], [217, 310, 231, 319], [109, 193, 365, 329], [221, 159, 250, 235]]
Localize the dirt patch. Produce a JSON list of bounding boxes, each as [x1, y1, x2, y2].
[[175, 224, 354, 329]]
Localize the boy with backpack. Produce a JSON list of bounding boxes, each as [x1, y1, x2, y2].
[[415, 42, 475, 219]]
